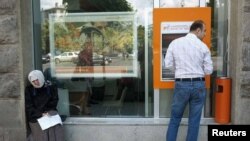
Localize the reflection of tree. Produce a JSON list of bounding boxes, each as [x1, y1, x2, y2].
[[138, 25, 145, 73], [137, 25, 145, 49], [207, 0, 217, 56], [43, 20, 134, 55], [41, 20, 49, 54], [54, 23, 81, 52], [103, 23, 133, 53], [42, 21, 82, 53], [41, 0, 134, 54]]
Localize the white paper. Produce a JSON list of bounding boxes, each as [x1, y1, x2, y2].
[[37, 114, 62, 130]]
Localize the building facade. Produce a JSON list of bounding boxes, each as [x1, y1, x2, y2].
[[0, 0, 250, 141]]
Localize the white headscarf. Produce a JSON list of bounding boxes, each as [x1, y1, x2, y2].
[[28, 70, 45, 88]]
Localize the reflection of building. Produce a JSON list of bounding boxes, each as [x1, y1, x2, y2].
[[41, 2, 67, 56], [41, 2, 67, 22]]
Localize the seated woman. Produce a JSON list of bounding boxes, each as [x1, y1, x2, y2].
[[25, 70, 64, 141]]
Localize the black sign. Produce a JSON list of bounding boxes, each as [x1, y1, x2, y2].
[[208, 125, 250, 140]]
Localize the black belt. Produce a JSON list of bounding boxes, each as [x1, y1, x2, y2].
[[175, 77, 205, 81]]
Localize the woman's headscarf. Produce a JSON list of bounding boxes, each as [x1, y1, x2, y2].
[[28, 70, 45, 88]]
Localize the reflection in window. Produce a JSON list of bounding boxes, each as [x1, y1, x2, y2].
[[39, 0, 154, 118]]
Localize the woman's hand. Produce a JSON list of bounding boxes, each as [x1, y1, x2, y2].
[[42, 112, 50, 116]]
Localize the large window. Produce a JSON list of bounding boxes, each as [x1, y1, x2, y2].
[[33, 0, 228, 119], [36, 0, 154, 118]]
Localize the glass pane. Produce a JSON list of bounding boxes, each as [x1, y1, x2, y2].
[[207, 0, 228, 117], [39, 0, 154, 118]]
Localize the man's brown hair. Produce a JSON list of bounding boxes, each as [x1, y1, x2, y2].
[[190, 20, 205, 31]]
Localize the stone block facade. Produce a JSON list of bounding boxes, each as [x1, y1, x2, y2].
[[241, 0, 250, 97], [0, 0, 26, 140]]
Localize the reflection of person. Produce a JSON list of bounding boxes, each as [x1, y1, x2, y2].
[[164, 20, 213, 141], [77, 42, 93, 66], [75, 41, 94, 74], [25, 70, 64, 141], [74, 40, 95, 109]]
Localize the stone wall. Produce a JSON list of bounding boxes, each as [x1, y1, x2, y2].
[[0, 0, 26, 140], [241, 0, 250, 97], [237, 0, 250, 124], [229, 0, 250, 124]]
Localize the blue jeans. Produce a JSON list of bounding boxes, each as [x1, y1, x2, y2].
[[166, 81, 206, 141]]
